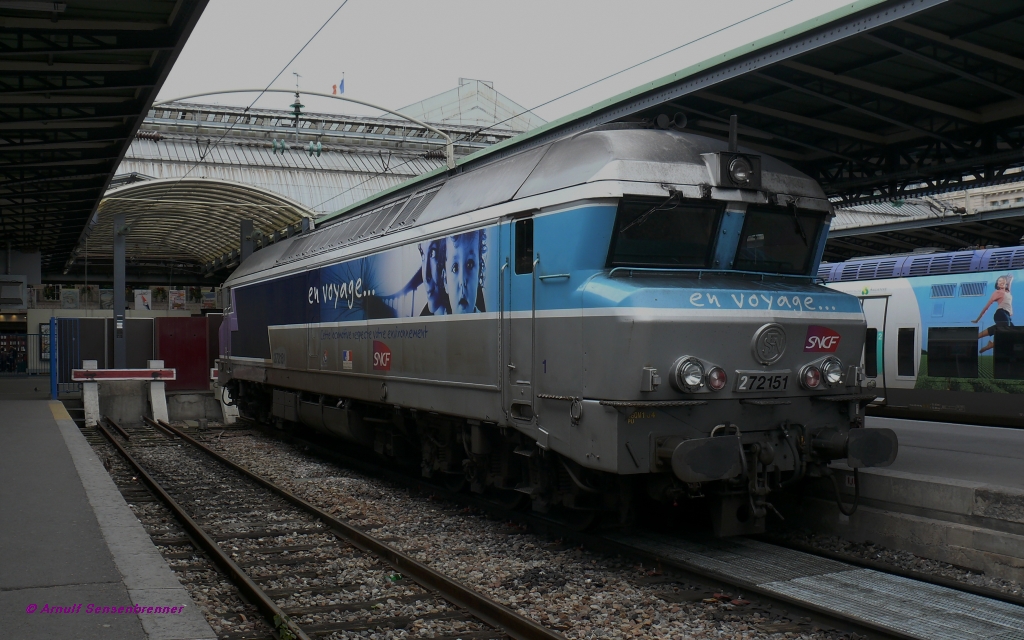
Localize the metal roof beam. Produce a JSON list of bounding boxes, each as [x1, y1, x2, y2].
[[751, 71, 964, 148], [947, 5, 1024, 39], [861, 33, 1024, 101], [670, 100, 861, 164], [0, 69, 158, 93], [779, 60, 982, 123], [691, 91, 887, 144], [0, 18, 167, 30], [910, 226, 978, 248], [894, 21, 1024, 73], [0, 30, 179, 55]]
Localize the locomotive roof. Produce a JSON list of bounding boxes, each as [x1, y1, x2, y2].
[[225, 128, 828, 285]]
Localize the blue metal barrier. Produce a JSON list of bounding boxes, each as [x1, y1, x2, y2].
[[49, 317, 56, 399]]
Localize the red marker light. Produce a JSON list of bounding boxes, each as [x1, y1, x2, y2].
[[802, 366, 821, 389], [708, 367, 727, 391]]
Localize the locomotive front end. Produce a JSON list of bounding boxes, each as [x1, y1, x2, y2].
[[559, 133, 899, 536], [579, 270, 897, 535]]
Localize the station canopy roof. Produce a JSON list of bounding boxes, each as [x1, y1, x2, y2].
[[321, 0, 1024, 264], [0, 0, 208, 274], [824, 197, 1024, 261], [74, 177, 314, 273]]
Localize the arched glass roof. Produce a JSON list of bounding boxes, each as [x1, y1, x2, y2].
[[69, 178, 315, 271]]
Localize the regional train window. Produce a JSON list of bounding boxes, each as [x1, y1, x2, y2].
[[897, 328, 916, 377], [515, 218, 533, 275], [864, 328, 878, 378], [994, 328, 1024, 380], [608, 197, 721, 268], [927, 327, 978, 378], [732, 205, 825, 275]]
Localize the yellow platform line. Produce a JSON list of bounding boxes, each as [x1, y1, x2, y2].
[[49, 401, 72, 421]]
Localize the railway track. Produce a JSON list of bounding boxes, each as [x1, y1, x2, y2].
[[93, 416, 563, 640], [229, 419, 1024, 640]]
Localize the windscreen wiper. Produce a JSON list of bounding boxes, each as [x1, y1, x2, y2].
[[788, 202, 808, 246], [620, 190, 681, 233]]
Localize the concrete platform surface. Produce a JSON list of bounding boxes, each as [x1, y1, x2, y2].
[[802, 418, 1024, 582], [868, 416, 1024, 490], [0, 390, 215, 639]]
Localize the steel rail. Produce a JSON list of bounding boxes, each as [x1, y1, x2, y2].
[[94, 421, 312, 640], [102, 415, 131, 440], [247, 420, 918, 640], [142, 415, 177, 438], [154, 419, 563, 640]]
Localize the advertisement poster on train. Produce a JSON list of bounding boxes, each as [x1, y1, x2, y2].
[[909, 270, 1024, 391], [308, 226, 496, 322]]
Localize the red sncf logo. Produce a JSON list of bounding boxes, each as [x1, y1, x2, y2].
[[804, 326, 841, 352], [372, 340, 392, 370]]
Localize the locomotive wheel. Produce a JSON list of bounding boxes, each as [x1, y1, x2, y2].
[[551, 508, 599, 532], [485, 488, 526, 510], [439, 472, 467, 493]]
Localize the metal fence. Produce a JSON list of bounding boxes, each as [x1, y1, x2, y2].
[[0, 333, 50, 376]]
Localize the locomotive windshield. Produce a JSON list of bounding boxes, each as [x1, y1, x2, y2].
[[732, 205, 825, 275], [608, 197, 722, 268]]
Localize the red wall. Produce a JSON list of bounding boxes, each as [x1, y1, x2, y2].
[[155, 317, 208, 391]]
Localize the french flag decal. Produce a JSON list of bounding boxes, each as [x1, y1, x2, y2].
[[342, 350, 353, 370]]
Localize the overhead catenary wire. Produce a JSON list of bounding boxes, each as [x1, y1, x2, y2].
[[311, 0, 797, 213], [451, 0, 796, 144], [72, 0, 354, 267]]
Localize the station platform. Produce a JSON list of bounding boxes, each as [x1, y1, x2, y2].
[[871, 416, 1024, 490], [0, 379, 214, 640], [802, 416, 1024, 583]]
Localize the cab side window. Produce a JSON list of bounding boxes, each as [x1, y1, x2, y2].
[[515, 218, 533, 275]]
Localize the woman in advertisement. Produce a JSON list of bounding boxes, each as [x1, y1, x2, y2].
[[973, 274, 1013, 353]]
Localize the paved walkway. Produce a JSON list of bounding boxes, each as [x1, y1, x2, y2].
[[866, 416, 1024, 490], [0, 382, 214, 639]]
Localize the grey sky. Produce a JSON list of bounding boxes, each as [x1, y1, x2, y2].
[[160, 0, 859, 122]]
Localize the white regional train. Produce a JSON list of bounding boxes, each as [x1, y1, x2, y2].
[[824, 247, 1024, 427]]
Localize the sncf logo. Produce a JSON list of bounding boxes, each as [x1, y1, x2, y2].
[[372, 340, 392, 371], [804, 326, 841, 352]]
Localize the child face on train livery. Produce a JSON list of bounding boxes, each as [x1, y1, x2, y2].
[[445, 231, 481, 314], [419, 239, 447, 314]]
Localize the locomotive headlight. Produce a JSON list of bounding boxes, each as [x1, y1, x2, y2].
[[729, 156, 753, 185], [707, 367, 727, 391], [822, 357, 844, 385], [673, 358, 705, 390], [801, 365, 821, 389]]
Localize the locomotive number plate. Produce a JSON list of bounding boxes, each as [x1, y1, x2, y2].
[[735, 370, 791, 392]]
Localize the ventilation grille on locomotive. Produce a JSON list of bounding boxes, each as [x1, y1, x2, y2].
[[273, 189, 449, 266], [959, 282, 987, 297], [930, 284, 956, 298]]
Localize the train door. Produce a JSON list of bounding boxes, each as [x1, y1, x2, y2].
[[861, 296, 888, 399], [506, 216, 535, 421]]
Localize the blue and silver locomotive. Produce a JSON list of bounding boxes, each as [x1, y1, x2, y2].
[[218, 124, 898, 535]]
